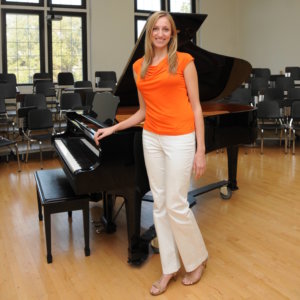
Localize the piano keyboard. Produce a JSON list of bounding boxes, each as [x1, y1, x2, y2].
[[55, 138, 99, 174]]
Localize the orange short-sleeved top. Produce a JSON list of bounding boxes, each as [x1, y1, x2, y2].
[[133, 51, 195, 135]]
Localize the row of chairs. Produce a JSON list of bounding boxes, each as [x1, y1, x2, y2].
[[251, 66, 300, 81], [225, 84, 300, 154], [1, 91, 120, 170]]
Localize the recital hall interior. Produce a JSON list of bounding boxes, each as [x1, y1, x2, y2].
[[0, 0, 300, 299]]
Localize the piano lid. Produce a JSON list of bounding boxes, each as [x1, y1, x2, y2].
[[114, 12, 252, 106]]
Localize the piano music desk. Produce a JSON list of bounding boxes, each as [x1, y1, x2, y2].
[[35, 168, 90, 263]]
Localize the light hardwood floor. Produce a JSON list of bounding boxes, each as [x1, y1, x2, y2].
[[0, 144, 299, 300]]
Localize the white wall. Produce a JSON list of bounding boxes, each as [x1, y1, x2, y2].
[[199, 0, 300, 74], [89, 0, 134, 83], [238, 0, 300, 74]]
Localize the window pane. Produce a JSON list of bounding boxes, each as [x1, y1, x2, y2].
[[51, 0, 82, 5], [51, 15, 83, 81], [170, 0, 192, 13], [137, 20, 146, 39], [137, 0, 161, 11], [5, 13, 40, 84], [4, 0, 40, 3]]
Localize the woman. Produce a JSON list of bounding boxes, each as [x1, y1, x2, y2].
[[94, 11, 208, 296]]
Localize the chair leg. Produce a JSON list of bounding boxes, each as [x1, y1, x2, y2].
[[14, 142, 21, 172], [260, 129, 264, 154], [39, 141, 43, 169], [284, 129, 288, 154], [292, 129, 296, 155], [26, 140, 30, 163]]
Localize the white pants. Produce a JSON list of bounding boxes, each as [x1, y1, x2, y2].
[[142, 130, 208, 274]]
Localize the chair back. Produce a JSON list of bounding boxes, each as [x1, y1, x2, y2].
[[57, 72, 74, 85], [285, 67, 300, 80], [35, 81, 56, 97], [27, 108, 53, 130], [24, 94, 47, 109], [60, 93, 82, 110], [257, 100, 281, 119], [287, 88, 300, 99], [263, 88, 284, 102], [95, 71, 117, 89], [0, 73, 17, 98], [91, 92, 120, 125], [252, 68, 271, 80], [275, 77, 294, 92], [228, 87, 252, 105], [74, 80, 92, 88], [251, 77, 269, 96], [291, 101, 300, 121], [0, 97, 6, 114]]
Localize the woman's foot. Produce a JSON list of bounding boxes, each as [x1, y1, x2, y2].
[[182, 259, 207, 286], [150, 272, 177, 296]]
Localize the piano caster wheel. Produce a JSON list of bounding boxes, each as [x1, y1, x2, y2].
[[47, 254, 53, 264], [220, 186, 232, 200]]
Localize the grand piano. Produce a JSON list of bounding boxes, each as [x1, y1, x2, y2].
[[53, 12, 257, 265]]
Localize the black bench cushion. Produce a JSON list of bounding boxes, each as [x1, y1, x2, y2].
[[35, 169, 87, 204]]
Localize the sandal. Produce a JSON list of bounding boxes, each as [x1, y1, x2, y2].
[[150, 273, 177, 296], [182, 259, 207, 286]]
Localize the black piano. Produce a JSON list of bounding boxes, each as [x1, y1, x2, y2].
[[53, 12, 257, 265]]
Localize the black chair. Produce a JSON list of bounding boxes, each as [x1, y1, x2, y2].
[[59, 93, 88, 130], [0, 73, 18, 118], [289, 101, 300, 154], [74, 81, 93, 107], [0, 135, 21, 172], [250, 77, 269, 102], [95, 71, 117, 90], [24, 108, 54, 169], [227, 87, 253, 105], [257, 101, 287, 154], [252, 68, 271, 80], [33, 73, 52, 93], [57, 72, 74, 86], [285, 67, 300, 80], [35, 81, 58, 112], [91, 92, 120, 126], [0, 97, 15, 138], [275, 77, 294, 96], [263, 88, 284, 105], [23, 94, 47, 109]]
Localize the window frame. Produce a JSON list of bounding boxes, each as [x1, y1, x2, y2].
[[134, 0, 165, 14], [167, 0, 195, 13], [47, 0, 86, 9], [1, 8, 45, 84], [1, 0, 44, 7], [134, 15, 148, 42], [47, 11, 87, 82]]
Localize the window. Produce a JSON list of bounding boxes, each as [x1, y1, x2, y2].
[[49, 14, 86, 82], [168, 0, 194, 13], [48, 0, 85, 8], [2, 0, 41, 4], [1, 2, 87, 84], [134, 0, 195, 40], [2, 10, 44, 84], [135, 0, 163, 12]]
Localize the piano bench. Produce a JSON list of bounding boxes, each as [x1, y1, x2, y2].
[[34, 168, 90, 264]]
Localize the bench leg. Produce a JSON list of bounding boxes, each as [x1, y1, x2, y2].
[[37, 188, 43, 221], [83, 204, 90, 256], [44, 210, 53, 263]]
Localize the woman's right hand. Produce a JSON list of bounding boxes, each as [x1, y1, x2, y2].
[[94, 126, 115, 146]]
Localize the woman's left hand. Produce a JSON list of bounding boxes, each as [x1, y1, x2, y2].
[[193, 151, 206, 179]]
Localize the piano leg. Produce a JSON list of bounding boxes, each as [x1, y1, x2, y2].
[[125, 189, 149, 265], [101, 192, 117, 233], [227, 145, 239, 190]]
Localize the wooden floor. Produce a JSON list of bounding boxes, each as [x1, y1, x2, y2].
[[0, 143, 300, 300]]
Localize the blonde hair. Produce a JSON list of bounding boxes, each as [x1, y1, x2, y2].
[[141, 11, 178, 78]]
